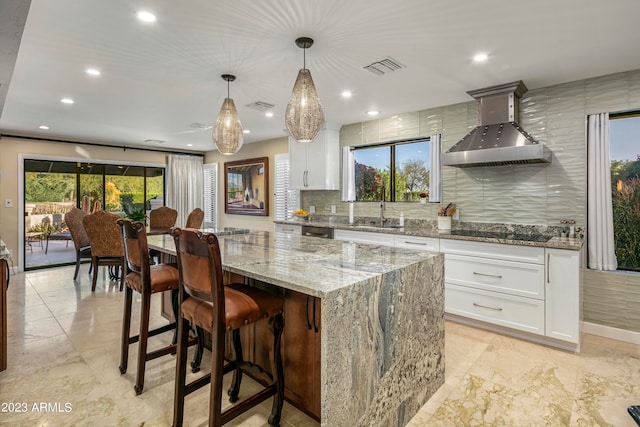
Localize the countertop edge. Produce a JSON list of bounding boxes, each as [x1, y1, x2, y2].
[[274, 220, 584, 251]]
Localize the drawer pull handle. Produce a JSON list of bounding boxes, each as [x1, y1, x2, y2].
[[283, 228, 293, 232], [472, 271, 503, 279], [547, 253, 550, 284], [404, 241, 428, 246], [473, 302, 503, 311]]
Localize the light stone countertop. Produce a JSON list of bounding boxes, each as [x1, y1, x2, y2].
[[147, 230, 441, 298], [275, 219, 584, 251]]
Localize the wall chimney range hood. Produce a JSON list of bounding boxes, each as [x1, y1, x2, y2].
[[442, 81, 551, 167]]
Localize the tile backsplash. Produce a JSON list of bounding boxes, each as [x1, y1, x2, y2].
[[303, 69, 640, 229]]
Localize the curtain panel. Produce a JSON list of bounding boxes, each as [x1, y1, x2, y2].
[[587, 113, 617, 271], [166, 155, 204, 228]]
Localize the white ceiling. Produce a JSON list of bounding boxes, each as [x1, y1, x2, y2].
[[2, 0, 640, 153]]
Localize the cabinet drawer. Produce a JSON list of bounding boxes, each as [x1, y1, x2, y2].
[[394, 235, 439, 252], [445, 284, 544, 335], [274, 224, 302, 235], [445, 254, 544, 299], [440, 239, 544, 264], [334, 229, 394, 246]]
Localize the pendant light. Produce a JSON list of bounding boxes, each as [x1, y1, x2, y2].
[[285, 37, 325, 143], [213, 74, 243, 155]]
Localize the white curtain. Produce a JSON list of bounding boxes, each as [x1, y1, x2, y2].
[[166, 154, 204, 228], [587, 113, 617, 270], [342, 147, 356, 202], [429, 134, 442, 203]]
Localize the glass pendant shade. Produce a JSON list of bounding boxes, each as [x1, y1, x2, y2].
[[213, 75, 243, 155], [285, 69, 325, 143], [285, 37, 325, 143]]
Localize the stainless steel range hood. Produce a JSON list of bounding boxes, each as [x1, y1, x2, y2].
[[442, 81, 551, 167]]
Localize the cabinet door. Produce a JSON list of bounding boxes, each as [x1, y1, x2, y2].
[[334, 229, 395, 246], [289, 137, 307, 189], [283, 289, 321, 420], [545, 248, 580, 343], [305, 129, 339, 190]]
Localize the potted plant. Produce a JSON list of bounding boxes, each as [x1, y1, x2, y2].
[[419, 192, 429, 204], [126, 209, 147, 223]]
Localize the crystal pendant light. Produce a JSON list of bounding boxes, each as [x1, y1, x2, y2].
[[213, 74, 243, 155], [285, 37, 325, 143]]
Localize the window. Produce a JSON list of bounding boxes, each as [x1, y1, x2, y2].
[[274, 153, 299, 220], [350, 137, 438, 202], [610, 113, 640, 271], [203, 163, 218, 228]]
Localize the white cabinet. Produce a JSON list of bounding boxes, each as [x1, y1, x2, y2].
[[393, 235, 439, 252], [441, 239, 580, 349], [545, 248, 580, 343], [289, 124, 339, 190], [274, 223, 301, 235], [334, 229, 394, 246]]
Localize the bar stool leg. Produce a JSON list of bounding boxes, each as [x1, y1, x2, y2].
[[228, 329, 243, 402], [119, 285, 133, 374], [268, 314, 285, 427], [173, 316, 190, 427], [134, 292, 151, 395]]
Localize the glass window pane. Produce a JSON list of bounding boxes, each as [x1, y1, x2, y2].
[[610, 115, 640, 271], [353, 146, 389, 201], [395, 141, 430, 202]]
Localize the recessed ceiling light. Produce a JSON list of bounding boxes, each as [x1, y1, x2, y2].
[[137, 11, 156, 23], [342, 90, 352, 98], [39, 125, 49, 130], [60, 98, 74, 104], [86, 68, 101, 76], [473, 53, 488, 62], [265, 112, 274, 118], [367, 110, 380, 116], [243, 129, 251, 134], [187, 144, 193, 147]]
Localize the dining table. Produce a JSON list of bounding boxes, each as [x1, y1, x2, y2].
[[146, 228, 445, 427]]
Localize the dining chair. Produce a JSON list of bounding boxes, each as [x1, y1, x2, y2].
[[117, 219, 201, 395], [82, 210, 126, 292], [149, 206, 178, 233], [171, 227, 285, 427], [185, 208, 204, 229], [64, 207, 92, 280]]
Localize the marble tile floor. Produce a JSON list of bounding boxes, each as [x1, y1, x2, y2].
[[1, 265, 639, 426]]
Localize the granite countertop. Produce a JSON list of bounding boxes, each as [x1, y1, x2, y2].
[[274, 219, 584, 251], [147, 231, 441, 298]]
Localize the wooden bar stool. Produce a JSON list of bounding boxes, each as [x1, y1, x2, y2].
[[117, 219, 201, 395], [171, 227, 284, 427]]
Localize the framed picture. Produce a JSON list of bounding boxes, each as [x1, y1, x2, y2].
[[224, 157, 269, 216]]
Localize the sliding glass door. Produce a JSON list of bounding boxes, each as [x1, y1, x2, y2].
[[24, 159, 164, 270]]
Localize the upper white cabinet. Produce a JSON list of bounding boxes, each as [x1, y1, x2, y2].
[[289, 123, 340, 190]]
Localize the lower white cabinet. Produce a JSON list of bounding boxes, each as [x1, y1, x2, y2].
[[334, 229, 395, 246], [545, 248, 580, 343], [274, 223, 302, 235], [441, 239, 580, 347]]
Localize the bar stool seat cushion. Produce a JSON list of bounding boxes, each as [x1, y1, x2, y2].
[[181, 283, 283, 332], [125, 264, 180, 294]]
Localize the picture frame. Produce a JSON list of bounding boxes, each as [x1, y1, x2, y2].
[[224, 157, 269, 216]]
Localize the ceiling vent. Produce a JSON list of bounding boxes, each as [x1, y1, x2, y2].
[[246, 101, 276, 111], [362, 57, 405, 76]]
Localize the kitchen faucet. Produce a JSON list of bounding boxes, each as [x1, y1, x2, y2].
[[380, 185, 387, 226]]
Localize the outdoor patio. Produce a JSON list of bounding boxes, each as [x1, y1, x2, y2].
[[25, 238, 77, 270]]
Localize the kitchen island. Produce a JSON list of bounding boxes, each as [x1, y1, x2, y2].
[[147, 230, 444, 427]]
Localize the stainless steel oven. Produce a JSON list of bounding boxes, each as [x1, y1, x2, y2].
[[301, 225, 334, 239]]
